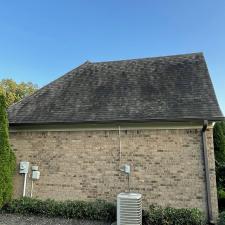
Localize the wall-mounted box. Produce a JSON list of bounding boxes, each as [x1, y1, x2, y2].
[[19, 161, 29, 174], [32, 171, 40, 180], [120, 164, 131, 174], [32, 166, 38, 171]]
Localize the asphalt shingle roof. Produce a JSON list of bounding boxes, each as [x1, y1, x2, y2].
[[8, 53, 224, 124]]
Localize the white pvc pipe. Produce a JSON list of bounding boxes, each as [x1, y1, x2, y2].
[[119, 126, 122, 162], [30, 180, 33, 198], [23, 173, 27, 197]]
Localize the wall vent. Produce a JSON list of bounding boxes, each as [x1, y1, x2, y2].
[[117, 192, 142, 225]]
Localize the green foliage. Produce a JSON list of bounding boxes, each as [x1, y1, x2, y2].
[[218, 211, 225, 225], [214, 121, 225, 168], [218, 189, 225, 211], [0, 79, 37, 107], [214, 121, 225, 211], [219, 189, 225, 199], [2, 197, 203, 224], [142, 205, 203, 225], [0, 94, 16, 208], [2, 197, 116, 222]]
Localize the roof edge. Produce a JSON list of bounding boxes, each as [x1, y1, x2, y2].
[[92, 52, 203, 64], [9, 117, 225, 127]]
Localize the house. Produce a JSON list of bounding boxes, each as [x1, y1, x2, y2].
[[8, 53, 224, 223]]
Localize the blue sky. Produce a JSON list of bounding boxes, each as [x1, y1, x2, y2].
[[0, 0, 225, 114]]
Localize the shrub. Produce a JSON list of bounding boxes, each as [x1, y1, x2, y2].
[[2, 197, 116, 222], [0, 94, 16, 208], [143, 205, 203, 225], [218, 211, 225, 225], [2, 198, 204, 224], [214, 121, 225, 212], [218, 189, 225, 212]]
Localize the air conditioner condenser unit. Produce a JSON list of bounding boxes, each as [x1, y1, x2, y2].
[[117, 192, 142, 225]]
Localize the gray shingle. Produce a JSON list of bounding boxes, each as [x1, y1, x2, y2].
[[7, 53, 224, 124]]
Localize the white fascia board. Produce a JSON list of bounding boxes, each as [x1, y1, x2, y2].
[[9, 121, 214, 132]]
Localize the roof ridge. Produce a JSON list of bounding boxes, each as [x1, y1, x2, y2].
[[91, 52, 203, 64]]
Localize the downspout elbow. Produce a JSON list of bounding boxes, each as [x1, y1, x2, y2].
[[202, 120, 208, 132]]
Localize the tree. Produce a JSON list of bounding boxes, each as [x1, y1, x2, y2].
[[214, 121, 225, 210], [214, 121, 225, 188], [214, 122, 225, 168], [0, 79, 38, 107], [0, 94, 16, 207]]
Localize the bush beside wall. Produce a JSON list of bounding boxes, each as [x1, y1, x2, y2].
[[218, 191, 225, 212], [214, 121, 225, 212], [143, 205, 203, 225], [0, 94, 16, 208], [2, 197, 203, 224], [218, 211, 225, 225], [2, 197, 116, 222]]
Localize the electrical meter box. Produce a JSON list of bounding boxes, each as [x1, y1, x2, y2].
[[32, 171, 40, 180], [120, 164, 131, 174], [19, 161, 29, 174], [124, 164, 131, 174]]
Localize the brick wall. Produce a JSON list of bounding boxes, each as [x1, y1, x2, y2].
[[9, 127, 218, 220]]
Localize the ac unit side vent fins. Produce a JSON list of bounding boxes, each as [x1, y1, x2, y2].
[[117, 193, 142, 225]]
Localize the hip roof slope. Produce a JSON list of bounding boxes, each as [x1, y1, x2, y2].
[[8, 53, 224, 124]]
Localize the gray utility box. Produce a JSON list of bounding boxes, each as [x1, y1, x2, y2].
[[32, 171, 40, 180], [19, 161, 29, 174]]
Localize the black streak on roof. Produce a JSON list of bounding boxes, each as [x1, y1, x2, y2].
[[8, 53, 224, 124]]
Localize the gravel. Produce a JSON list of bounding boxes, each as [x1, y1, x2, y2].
[[0, 213, 111, 225]]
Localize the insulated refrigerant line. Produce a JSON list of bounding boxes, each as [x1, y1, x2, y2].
[[30, 180, 34, 197], [119, 126, 122, 162]]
